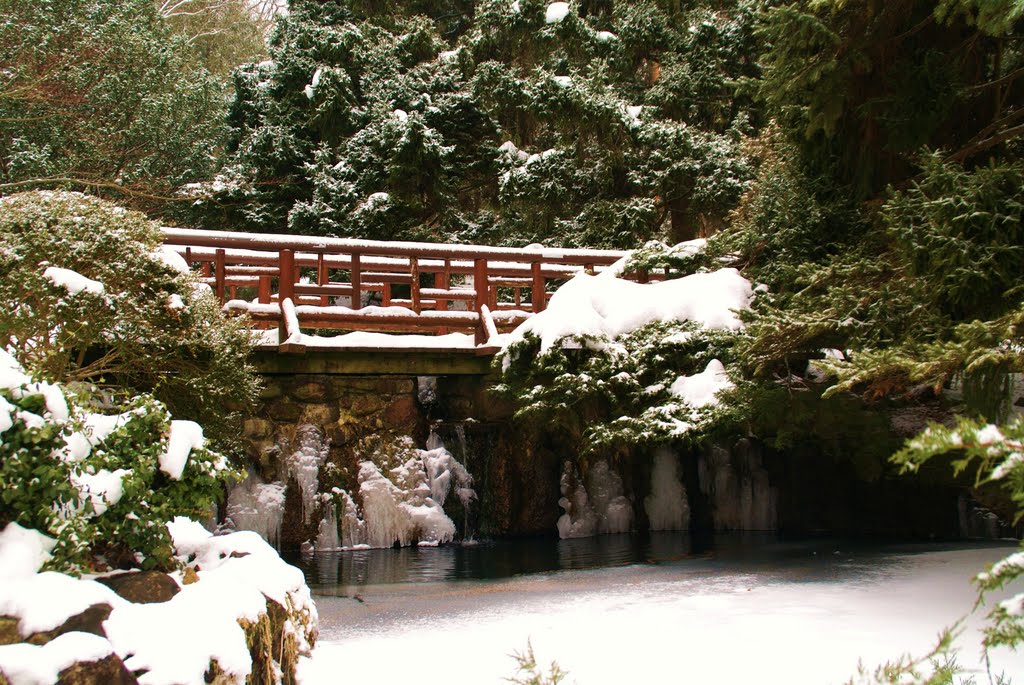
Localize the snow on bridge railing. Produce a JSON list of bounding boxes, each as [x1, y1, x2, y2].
[[162, 227, 664, 354]]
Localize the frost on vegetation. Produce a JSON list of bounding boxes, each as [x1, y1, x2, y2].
[[0, 518, 318, 685], [595, 30, 617, 42], [1, 351, 232, 572], [545, 2, 570, 24]]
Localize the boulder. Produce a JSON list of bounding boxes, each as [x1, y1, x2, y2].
[[97, 571, 179, 604], [57, 653, 136, 685], [26, 604, 113, 645]]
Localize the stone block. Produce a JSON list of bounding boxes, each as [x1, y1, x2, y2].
[[290, 381, 329, 403], [382, 396, 421, 430], [266, 400, 302, 423], [344, 394, 388, 418], [301, 403, 337, 426], [243, 418, 274, 439]]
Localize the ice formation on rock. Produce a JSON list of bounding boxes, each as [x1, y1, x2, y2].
[[698, 442, 776, 531], [645, 448, 689, 531], [318, 436, 476, 550], [286, 425, 330, 523], [557, 459, 633, 539], [226, 474, 287, 548]]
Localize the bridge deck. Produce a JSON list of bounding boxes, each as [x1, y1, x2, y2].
[[164, 227, 663, 355]]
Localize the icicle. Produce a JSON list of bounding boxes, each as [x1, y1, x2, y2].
[[286, 424, 330, 523], [557, 461, 598, 539], [316, 497, 341, 551]]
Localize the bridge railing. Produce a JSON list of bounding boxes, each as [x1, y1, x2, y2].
[[162, 227, 659, 352]]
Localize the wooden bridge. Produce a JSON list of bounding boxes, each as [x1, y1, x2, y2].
[[163, 227, 662, 362]]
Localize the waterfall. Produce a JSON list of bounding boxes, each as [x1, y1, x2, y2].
[[286, 424, 330, 524]]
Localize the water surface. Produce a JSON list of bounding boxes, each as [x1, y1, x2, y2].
[[296, 534, 1024, 684]]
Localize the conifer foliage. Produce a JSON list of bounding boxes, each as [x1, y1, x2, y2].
[[191, 0, 759, 247]]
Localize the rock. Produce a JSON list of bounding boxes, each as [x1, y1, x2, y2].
[[300, 403, 337, 426], [96, 571, 179, 604], [382, 395, 420, 430], [291, 381, 328, 403], [267, 400, 302, 423], [0, 616, 21, 645], [243, 418, 274, 439], [57, 653, 136, 685], [26, 604, 113, 645], [344, 393, 388, 418], [259, 383, 283, 400]]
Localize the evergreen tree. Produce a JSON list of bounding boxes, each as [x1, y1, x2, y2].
[[0, 0, 229, 211], [192, 0, 761, 247]]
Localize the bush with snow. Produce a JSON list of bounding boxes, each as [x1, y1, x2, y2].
[[497, 242, 752, 452], [0, 190, 259, 451], [0, 351, 237, 573]]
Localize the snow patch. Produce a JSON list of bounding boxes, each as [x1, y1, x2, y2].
[[669, 359, 733, 408], [161, 420, 205, 480], [43, 266, 104, 296], [546, 2, 571, 23]]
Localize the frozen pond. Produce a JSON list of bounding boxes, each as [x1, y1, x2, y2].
[[295, 534, 1024, 684]]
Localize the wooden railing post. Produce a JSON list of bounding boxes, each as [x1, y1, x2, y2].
[[214, 248, 226, 304], [638, 268, 649, 284], [410, 257, 421, 314], [350, 251, 361, 310], [317, 253, 329, 306], [531, 261, 546, 313], [278, 249, 295, 341], [474, 257, 488, 345], [434, 260, 450, 311], [258, 276, 271, 304]]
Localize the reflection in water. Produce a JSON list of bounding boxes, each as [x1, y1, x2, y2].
[[291, 532, 701, 590], [285, 531, 967, 591]]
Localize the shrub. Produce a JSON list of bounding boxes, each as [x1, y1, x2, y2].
[[0, 190, 260, 451], [0, 351, 238, 573]]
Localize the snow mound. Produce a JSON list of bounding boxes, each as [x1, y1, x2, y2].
[[505, 267, 753, 356], [546, 2, 571, 23], [161, 420, 205, 480], [101, 518, 316, 685]]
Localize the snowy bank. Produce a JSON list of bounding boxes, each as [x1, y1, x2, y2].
[[0, 519, 317, 684]]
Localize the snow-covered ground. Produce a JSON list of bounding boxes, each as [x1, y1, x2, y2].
[[298, 542, 1024, 684]]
